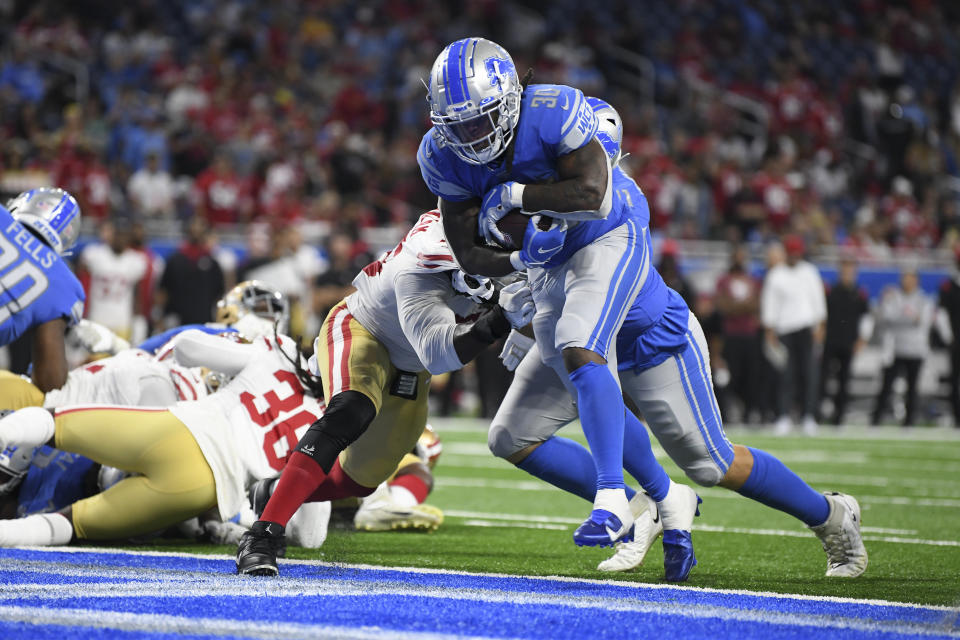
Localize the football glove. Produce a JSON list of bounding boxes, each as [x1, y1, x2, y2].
[[511, 215, 568, 269], [499, 329, 535, 371], [479, 181, 525, 245], [498, 281, 535, 329], [73, 319, 130, 354], [451, 270, 495, 303]]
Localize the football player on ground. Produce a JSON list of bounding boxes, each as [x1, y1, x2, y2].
[[0, 327, 329, 549], [235, 210, 538, 576], [491, 99, 868, 579], [0, 281, 289, 413], [0, 188, 84, 394], [418, 39, 685, 564]]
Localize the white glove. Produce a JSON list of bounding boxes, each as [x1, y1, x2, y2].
[[499, 329, 535, 371], [451, 270, 495, 303], [498, 281, 535, 329], [74, 319, 130, 354]]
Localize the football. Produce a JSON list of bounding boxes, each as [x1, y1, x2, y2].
[[495, 209, 551, 249]]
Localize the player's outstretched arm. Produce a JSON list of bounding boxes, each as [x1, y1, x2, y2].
[[440, 198, 517, 277], [172, 329, 254, 376], [521, 138, 611, 220], [31, 318, 68, 392]]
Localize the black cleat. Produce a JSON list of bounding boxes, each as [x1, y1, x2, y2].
[[236, 520, 286, 576], [248, 478, 275, 519]]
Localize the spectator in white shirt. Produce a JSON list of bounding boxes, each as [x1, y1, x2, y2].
[[870, 268, 936, 427], [761, 235, 827, 435], [127, 152, 175, 218]]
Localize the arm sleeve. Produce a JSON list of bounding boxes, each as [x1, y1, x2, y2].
[[171, 329, 255, 376], [417, 133, 475, 201], [395, 270, 465, 375]]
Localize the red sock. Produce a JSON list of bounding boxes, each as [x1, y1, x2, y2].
[[306, 459, 376, 502], [388, 473, 430, 504], [261, 452, 327, 527]]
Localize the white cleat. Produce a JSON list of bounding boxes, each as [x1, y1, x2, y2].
[[354, 486, 443, 532], [657, 481, 699, 532], [802, 415, 819, 437], [810, 492, 868, 578], [597, 492, 663, 572]]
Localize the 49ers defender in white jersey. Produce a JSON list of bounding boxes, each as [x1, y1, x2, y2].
[[237, 210, 536, 576], [0, 329, 327, 548]]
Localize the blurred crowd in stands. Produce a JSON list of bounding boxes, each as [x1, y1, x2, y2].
[[2, 0, 960, 425]]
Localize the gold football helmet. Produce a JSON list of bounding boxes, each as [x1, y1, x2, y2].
[[215, 280, 289, 340]]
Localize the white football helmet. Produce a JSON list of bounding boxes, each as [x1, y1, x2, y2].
[[427, 37, 522, 165], [215, 280, 289, 340]]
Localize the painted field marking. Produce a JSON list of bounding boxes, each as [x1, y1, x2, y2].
[[437, 476, 960, 508], [8, 546, 959, 613], [440, 510, 958, 547]]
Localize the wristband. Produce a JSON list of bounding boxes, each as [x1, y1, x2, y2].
[[509, 251, 526, 271]]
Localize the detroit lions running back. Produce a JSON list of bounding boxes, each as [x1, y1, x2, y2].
[[418, 37, 667, 555]]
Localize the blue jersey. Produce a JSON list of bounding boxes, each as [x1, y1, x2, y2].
[[137, 323, 236, 354], [0, 205, 84, 346], [613, 168, 690, 373], [418, 83, 628, 261], [17, 446, 96, 517]]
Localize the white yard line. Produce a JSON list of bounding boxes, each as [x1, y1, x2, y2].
[[437, 476, 960, 508]]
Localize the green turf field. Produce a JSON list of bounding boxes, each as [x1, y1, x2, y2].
[[142, 418, 960, 607]]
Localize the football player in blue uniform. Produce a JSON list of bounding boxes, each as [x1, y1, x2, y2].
[[418, 38, 666, 551], [490, 98, 868, 579], [0, 188, 84, 394]]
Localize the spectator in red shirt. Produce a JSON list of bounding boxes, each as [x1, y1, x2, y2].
[[751, 148, 794, 233], [193, 153, 248, 226], [714, 244, 763, 422]]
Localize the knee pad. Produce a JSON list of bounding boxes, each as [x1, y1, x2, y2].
[[488, 421, 525, 460], [296, 391, 376, 473], [683, 461, 724, 488]]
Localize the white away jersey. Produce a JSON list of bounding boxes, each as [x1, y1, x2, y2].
[[43, 349, 174, 408], [346, 211, 480, 373], [81, 244, 148, 333], [169, 333, 325, 520]]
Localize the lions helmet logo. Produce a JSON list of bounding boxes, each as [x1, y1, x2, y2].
[[484, 56, 515, 93]]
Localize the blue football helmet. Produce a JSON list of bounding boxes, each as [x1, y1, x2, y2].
[[6, 187, 82, 255], [586, 97, 623, 167], [427, 38, 522, 165]]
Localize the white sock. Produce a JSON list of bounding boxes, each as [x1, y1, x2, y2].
[[0, 513, 73, 546], [594, 488, 631, 526], [0, 407, 55, 449], [388, 485, 419, 508]]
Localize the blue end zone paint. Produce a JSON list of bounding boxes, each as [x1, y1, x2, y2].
[[1, 548, 957, 640], [0, 622, 237, 640]]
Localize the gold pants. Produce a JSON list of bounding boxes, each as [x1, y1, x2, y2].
[[317, 301, 431, 488], [0, 371, 44, 410], [54, 406, 217, 540]]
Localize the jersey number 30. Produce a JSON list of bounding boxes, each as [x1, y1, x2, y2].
[[0, 233, 49, 325], [240, 370, 319, 471]]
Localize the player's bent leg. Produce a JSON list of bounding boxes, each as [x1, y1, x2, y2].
[[355, 461, 443, 532], [0, 371, 45, 410], [50, 407, 218, 541]]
